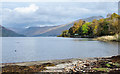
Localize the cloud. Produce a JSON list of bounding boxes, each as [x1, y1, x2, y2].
[[14, 4, 39, 14], [1, 2, 118, 28]]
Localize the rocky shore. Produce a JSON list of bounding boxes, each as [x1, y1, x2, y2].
[[1, 55, 120, 74]]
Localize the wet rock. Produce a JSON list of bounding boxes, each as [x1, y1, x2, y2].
[[63, 55, 120, 73]]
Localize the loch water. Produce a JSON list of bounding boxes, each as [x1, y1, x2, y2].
[[1, 37, 119, 63]]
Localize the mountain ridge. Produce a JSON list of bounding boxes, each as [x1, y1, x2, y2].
[[9, 16, 104, 37], [0, 25, 25, 37], [34, 16, 104, 37]]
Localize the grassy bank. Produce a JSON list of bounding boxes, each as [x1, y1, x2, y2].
[[93, 33, 120, 42]]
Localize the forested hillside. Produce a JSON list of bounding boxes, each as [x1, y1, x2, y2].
[[58, 13, 120, 38]]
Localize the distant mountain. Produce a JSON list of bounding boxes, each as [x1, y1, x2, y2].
[[82, 16, 104, 22], [20, 26, 56, 36], [34, 23, 73, 37], [0, 25, 25, 37], [34, 16, 104, 37], [11, 16, 103, 37]]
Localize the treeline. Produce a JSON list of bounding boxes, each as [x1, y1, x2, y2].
[[58, 13, 120, 38]]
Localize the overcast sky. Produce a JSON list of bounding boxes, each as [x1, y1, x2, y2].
[[1, 2, 118, 28]]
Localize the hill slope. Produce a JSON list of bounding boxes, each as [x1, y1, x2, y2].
[[21, 26, 56, 36], [35, 16, 103, 37], [11, 16, 103, 37], [0, 25, 25, 37]]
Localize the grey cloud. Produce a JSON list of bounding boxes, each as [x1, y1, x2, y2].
[[1, 2, 118, 28]]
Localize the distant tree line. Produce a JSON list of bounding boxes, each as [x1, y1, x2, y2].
[[58, 13, 120, 38]]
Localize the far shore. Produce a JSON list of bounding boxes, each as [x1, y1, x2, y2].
[[93, 34, 119, 42], [58, 34, 120, 42]]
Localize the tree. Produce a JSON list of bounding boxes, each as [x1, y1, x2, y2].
[[62, 30, 70, 37], [58, 13, 120, 38], [82, 22, 91, 35]]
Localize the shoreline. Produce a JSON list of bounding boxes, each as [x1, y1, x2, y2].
[[1, 58, 80, 67], [1, 55, 120, 73], [93, 34, 119, 42], [1, 55, 115, 66], [59, 34, 120, 42]]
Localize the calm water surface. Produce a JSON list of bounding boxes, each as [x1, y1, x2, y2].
[[1, 37, 119, 63]]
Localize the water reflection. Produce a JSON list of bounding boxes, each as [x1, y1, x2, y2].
[[73, 38, 93, 41]]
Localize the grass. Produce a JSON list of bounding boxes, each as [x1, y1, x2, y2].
[[106, 64, 111, 67], [113, 63, 120, 67], [118, 34, 120, 41], [92, 68, 109, 72]]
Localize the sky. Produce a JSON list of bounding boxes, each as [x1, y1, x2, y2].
[[1, 2, 118, 28], [1, 0, 119, 2]]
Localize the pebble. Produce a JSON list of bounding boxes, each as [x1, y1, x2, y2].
[[63, 58, 120, 73]]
